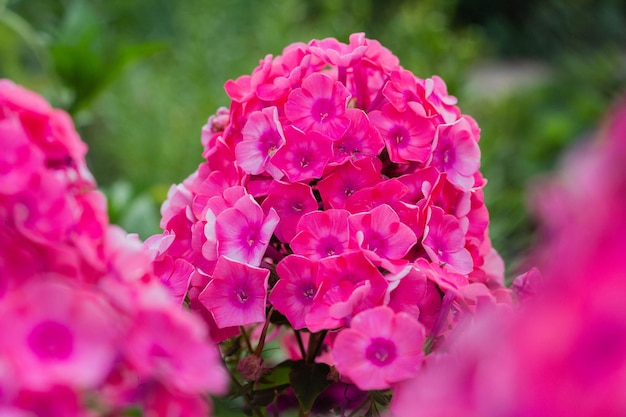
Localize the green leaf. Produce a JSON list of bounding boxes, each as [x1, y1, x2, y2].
[[249, 383, 291, 408], [256, 360, 293, 389], [370, 390, 392, 407], [289, 360, 332, 413]]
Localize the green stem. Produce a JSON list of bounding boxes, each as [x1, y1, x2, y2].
[[294, 329, 306, 359], [307, 330, 328, 363], [240, 326, 254, 353], [254, 306, 274, 356], [347, 396, 370, 417]]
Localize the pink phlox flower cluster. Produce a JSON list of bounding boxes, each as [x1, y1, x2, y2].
[[0, 80, 227, 416], [152, 33, 506, 394], [390, 98, 626, 417]]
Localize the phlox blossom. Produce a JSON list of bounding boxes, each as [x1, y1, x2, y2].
[[309, 32, 368, 68], [306, 280, 377, 332], [124, 304, 229, 395], [0, 117, 44, 195], [290, 209, 351, 260], [285, 73, 351, 138], [345, 178, 409, 213], [199, 256, 269, 328], [333, 306, 425, 391], [369, 102, 435, 163], [418, 75, 461, 123], [422, 206, 473, 274], [317, 251, 388, 301], [235, 106, 285, 179], [261, 181, 318, 243], [269, 255, 319, 330], [330, 109, 385, 165], [429, 117, 480, 191], [213, 194, 279, 266], [271, 125, 333, 182], [317, 157, 382, 209], [0, 280, 118, 391], [382, 69, 420, 112], [348, 204, 417, 272], [387, 267, 442, 333]]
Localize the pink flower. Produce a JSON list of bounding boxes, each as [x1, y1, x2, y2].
[[140, 383, 214, 417], [271, 125, 333, 182], [387, 267, 442, 334], [382, 69, 420, 112], [0, 79, 88, 168], [345, 177, 409, 213], [330, 109, 385, 166], [290, 209, 351, 260], [145, 33, 501, 415], [369, 102, 435, 163], [333, 306, 425, 390], [422, 206, 473, 274], [156, 257, 194, 306], [235, 106, 285, 179], [317, 251, 388, 301], [269, 255, 320, 330], [285, 73, 351, 138], [198, 256, 269, 328], [0, 280, 118, 390], [306, 280, 377, 332], [348, 204, 417, 271], [309, 33, 368, 68], [261, 180, 318, 243], [429, 117, 481, 191], [213, 194, 279, 266], [124, 304, 229, 395], [417, 75, 461, 123], [0, 117, 44, 195], [317, 157, 382, 209]]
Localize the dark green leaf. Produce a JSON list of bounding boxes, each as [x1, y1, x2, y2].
[[256, 359, 293, 389], [249, 383, 291, 407], [289, 360, 332, 413]]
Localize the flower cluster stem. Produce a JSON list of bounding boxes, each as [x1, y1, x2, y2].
[[306, 330, 328, 363], [294, 329, 306, 359], [255, 306, 275, 356], [240, 326, 254, 353]]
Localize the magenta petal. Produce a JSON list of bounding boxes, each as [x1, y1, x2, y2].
[[198, 257, 269, 328], [215, 194, 278, 266], [270, 255, 319, 329]]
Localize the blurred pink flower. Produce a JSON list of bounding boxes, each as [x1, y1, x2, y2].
[[0, 280, 118, 391], [390, 98, 626, 417]]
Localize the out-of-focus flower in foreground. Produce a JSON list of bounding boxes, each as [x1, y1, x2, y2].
[[390, 98, 626, 417], [0, 80, 228, 416]]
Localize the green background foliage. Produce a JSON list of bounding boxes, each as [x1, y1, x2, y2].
[[2, 0, 625, 280]]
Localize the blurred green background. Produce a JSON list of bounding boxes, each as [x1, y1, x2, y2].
[[2, 0, 625, 279]]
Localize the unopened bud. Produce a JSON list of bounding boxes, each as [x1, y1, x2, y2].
[[237, 354, 264, 381]]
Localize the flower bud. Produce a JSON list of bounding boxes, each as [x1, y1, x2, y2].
[[237, 354, 264, 381]]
